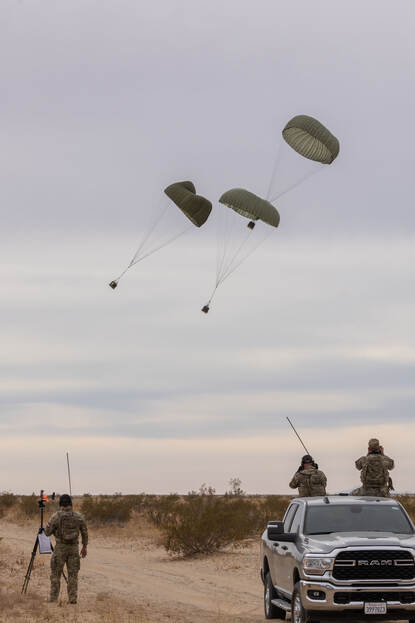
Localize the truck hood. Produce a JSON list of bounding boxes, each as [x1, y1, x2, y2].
[[303, 532, 415, 554]]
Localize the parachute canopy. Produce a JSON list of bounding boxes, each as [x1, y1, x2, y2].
[[282, 115, 339, 164], [219, 188, 280, 228], [164, 181, 212, 227]]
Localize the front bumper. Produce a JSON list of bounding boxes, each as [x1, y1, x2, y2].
[[301, 579, 415, 612]]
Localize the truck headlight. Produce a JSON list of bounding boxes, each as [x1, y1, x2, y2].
[[303, 556, 334, 575]]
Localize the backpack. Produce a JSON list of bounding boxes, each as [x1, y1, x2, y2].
[[361, 454, 388, 488], [59, 510, 79, 544]]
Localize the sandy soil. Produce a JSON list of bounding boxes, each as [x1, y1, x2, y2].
[[0, 517, 264, 622], [0, 517, 409, 622]]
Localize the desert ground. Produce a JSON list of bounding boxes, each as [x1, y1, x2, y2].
[[1, 498, 412, 623], [0, 510, 264, 623]]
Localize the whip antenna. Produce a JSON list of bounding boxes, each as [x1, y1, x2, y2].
[[286, 417, 311, 455], [66, 452, 72, 496]]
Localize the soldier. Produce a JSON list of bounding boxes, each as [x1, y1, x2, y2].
[[44, 494, 88, 604], [355, 438, 395, 497], [289, 454, 327, 497]]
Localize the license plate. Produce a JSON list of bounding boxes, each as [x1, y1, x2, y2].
[[364, 602, 387, 615]]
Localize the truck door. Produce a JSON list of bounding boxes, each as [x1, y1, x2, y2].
[[270, 503, 298, 594], [276, 504, 301, 595]]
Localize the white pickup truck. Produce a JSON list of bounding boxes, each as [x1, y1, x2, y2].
[[260, 495, 415, 622]]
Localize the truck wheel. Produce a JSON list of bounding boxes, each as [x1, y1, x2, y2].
[[292, 582, 313, 623], [264, 572, 286, 619]]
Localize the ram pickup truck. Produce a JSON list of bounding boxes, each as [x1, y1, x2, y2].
[[260, 496, 415, 622]]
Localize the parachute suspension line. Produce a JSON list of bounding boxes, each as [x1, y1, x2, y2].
[[218, 226, 274, 285], [215, 209, 238, 285], [216, 227, 252, 286], [130, 201, 169, 265], [203, 215, 253, 313], [113, 225, 191, 284], [265, 141, 282, 201], [110, 198, 168, 286], [269, 164, 324, 204], [129, 224, 192, 265]]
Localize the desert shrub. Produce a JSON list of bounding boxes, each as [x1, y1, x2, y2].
[[144, 494, 181, 527], [160, 491, 255, 556], [19, 495, 39, 518], [225, 477, 246, 497], [0, 492, 16, 512], [394, 495, 415, 522], [124, 494, 145, 511], [80, 497, 133, 524], [253, 495, 291, 532]]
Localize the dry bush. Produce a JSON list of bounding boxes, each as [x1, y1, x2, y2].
[[253, 495, 291, 531], [80, 496, 133, 524], [394, 494, 415, 522], [144, 494, 180, 527], [159, 492, 254, 557], [18, 495, 39, 518], [0, 492, 16, 512]]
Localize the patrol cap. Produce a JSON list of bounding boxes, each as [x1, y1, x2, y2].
[[368, 438, 380, 450], [301, 454, 314, 464], [59, 494, 72, 507]]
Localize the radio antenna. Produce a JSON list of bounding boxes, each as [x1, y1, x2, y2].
[[66, 452, 72, 496], [286, 417, 311, 455]]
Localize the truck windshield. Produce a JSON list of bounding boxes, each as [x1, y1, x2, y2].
[[304, 504, 414, 535]]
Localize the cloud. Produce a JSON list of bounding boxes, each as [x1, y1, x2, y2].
[[1, 0, 415, 492]]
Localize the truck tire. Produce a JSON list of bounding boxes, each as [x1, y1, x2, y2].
[[264, 572, 286, 619], [292, 582, 319, 623]]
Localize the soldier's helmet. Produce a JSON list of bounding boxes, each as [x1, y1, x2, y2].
[[301, 454, 314, 464], [368, 438, 380, 451], [59, 494, 72, 507]]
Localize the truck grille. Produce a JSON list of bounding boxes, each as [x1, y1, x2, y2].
[[333, 550, 415, 580], [334, 591, 415, 604]]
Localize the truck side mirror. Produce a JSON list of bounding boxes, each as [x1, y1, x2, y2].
[[267, 521, 284, 540]]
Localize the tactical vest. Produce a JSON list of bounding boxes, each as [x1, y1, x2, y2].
[[59, 510, 80, 544], [361, 454, 389, 489]]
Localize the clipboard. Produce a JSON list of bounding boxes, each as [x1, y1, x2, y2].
[[38, 533, 52, 554]]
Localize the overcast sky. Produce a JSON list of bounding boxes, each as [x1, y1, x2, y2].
[[1, 0, 415, 494]]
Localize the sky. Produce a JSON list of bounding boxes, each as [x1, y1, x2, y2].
[[1, 0, 415, 494]]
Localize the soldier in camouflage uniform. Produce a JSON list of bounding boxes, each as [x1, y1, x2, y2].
[[355, 438, 395, 497], [44, 494, 88, 604], [289, 455, 327, 497]]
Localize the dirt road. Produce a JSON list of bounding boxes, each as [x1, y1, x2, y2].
[[1, 519, 410, 622], [1, 518, 264, 622]]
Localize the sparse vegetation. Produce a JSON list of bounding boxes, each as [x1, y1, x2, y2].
[[80, 496, 134, 524], [18, 495, 39, 518], [0, 493, 16, 518], [148, 486, 257, 557]]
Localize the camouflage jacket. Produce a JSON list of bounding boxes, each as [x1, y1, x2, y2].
[[289, 467, 327, 497], [355, 453, 394, 491], [45, 507, 88, 546], [355, 454, 394, 472]]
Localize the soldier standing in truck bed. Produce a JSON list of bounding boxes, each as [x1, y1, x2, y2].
[[289, 455, 327, 497], [355, 438, 395, 497]]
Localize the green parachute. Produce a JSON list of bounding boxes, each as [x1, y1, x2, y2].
[[109, 181, 212, 289], [164, 181, 212, 227], [282, 115, 340, 165], [202, 115, 339, 313], [219, 188, 280, 228]]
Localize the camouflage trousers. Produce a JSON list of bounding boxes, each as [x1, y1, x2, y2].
[[50, 543, 80, 603]]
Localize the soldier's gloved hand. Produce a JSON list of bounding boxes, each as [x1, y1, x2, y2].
[[80, 545, 87, 558]]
